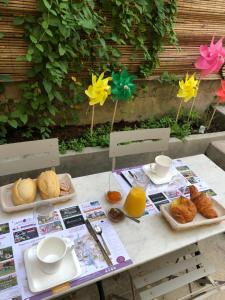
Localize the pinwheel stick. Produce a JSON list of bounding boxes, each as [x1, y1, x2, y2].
[[111, 100, 118, 132], [207, 105, 217, 130], [188, 80, 201, 121], [176, 99, 183, 123], [90, 105, 95, 135]]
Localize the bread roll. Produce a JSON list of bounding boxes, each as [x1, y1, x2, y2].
[[170, 196, 197, 224], [12, 178, 36, 205], [37, 170, 60, 199]]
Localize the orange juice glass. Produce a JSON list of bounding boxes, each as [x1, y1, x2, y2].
[[124, 186, 146, 218]]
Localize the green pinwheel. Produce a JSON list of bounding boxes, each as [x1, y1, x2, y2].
[[110, 69, 136, 131], [111, 69, 136, 101]]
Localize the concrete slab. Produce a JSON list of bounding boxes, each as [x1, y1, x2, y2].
[[206, 140, 225, 170]]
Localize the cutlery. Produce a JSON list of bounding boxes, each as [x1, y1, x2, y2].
[[114, 208, 141, 224], [85, 219, 112, 266], [128, 171, 138, 180], [94, 225, 111, 255], [120, 173, 132, 187]]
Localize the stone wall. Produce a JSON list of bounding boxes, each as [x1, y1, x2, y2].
[[1, 79, 220, 126]]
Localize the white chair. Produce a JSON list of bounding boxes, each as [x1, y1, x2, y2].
[[109, 128, 170, 170], [109, 244, 225, 300], [0, 138, 59, 176]]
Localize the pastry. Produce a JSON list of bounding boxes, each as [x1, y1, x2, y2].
[[59, 182, 71, 196], [189, 185, 218, 218], [37, 170, 60, 199], [170, 196, 197, 224], [12, 178, 36, 205]]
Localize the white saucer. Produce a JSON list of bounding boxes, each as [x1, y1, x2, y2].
[[142, 164, 175, 185], [24, 244, 81, 293]]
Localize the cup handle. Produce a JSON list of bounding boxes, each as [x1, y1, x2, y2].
[[150, 163, 156, 174], [63, 238, 74, 252]]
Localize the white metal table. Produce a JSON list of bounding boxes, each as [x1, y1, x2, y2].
[[1, 154, 225, 299]]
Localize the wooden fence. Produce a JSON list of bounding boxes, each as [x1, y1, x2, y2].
[[0, 0, 224, 82]]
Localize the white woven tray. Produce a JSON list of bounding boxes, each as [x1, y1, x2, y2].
[[0, 173, 75, 213], [161, 198, 225, 231]]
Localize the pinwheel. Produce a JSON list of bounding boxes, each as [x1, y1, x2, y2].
[[110, 69, 136, 130], [176, 73, 199, 122], [85, 72, 111, 134], [192, 37, 225, 120], [208, 80, 225, 129], [195, 37, 225, 78]]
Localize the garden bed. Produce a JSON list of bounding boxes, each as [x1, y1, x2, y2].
[[4, 109, 224, 154]]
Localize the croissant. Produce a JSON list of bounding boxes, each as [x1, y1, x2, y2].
[[170, 196, 197, 224], [189, 185, 218, 219]]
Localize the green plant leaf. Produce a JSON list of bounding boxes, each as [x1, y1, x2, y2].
[[26, 53, 32, 62], [1, 0, 8, 5], [30, 35, 37, 44], [0, 115, 8, 123], [43, 79, 52, 94], [41, 20, 49, 30], [42, 0, 52, 10], [45, 29, 53, 37], [78, 19, 95, 30], [19, 114, 28, 124], [13, 16, 25, 25], [8, 120, 18, 128], [0, 33, 5, 39], [36, 44, 44, 52], [54, 90, 64, 102], [58, 43, 66, 56]]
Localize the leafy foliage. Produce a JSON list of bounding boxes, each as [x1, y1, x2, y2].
[[2, 0, 177, 138], [0, 1, 177, 140], [58, 111, 203, 154], [158, 71, 179, 85]]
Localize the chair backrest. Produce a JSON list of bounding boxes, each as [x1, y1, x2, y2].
[[0, 138, 60, 176], [109, 128, 170, 170]]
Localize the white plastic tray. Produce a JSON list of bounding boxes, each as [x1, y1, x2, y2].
[[161, 198, 225, 231], [0, 173, 75, 213], [24, 244, 81, 293]]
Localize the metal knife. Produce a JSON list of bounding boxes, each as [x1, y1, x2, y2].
[[120, 173, 132, 187], [85, 219, 113, 266]]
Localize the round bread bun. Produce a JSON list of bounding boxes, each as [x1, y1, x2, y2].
[[12, 178, 37, 205], [37, 170, 60, 200], [170, 196, 197, 224]]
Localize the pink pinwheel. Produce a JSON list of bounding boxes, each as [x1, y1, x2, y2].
[[195, 37, 225, 78], [216, 80, 225, 103]]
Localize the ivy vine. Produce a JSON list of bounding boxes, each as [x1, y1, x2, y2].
[[0, 0, 177, 141]]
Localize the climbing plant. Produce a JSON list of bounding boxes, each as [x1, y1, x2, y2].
[[4, 0, 178, 138]]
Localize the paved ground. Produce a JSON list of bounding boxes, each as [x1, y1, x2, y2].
[[59, 233, 225, 300]]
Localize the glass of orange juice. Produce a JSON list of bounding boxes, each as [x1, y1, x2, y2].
[[124, 186, 146, 218]]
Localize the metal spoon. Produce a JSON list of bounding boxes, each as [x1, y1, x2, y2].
[[114, 208, 141, 224], [94, 225, 111, 255]]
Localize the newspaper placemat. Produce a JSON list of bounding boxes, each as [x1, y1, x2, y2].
[[113, 159, 218, 216], [0, 201, 132, 300]]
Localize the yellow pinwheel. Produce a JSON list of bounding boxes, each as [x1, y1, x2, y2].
[[176, 73, 199, 122], [177, 73, 199, 102], [85, 72, 112, 106], [85, 72, 112, 135]]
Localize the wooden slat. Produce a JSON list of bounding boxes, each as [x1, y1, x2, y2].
[[0, 0, 225, 82]]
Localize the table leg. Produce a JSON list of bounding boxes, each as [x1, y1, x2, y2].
[[96, 281, 106, 300]]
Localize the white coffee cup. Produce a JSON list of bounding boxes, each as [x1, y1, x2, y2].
[[150, 155, 172, 178], [36, 236, 73, 274]]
